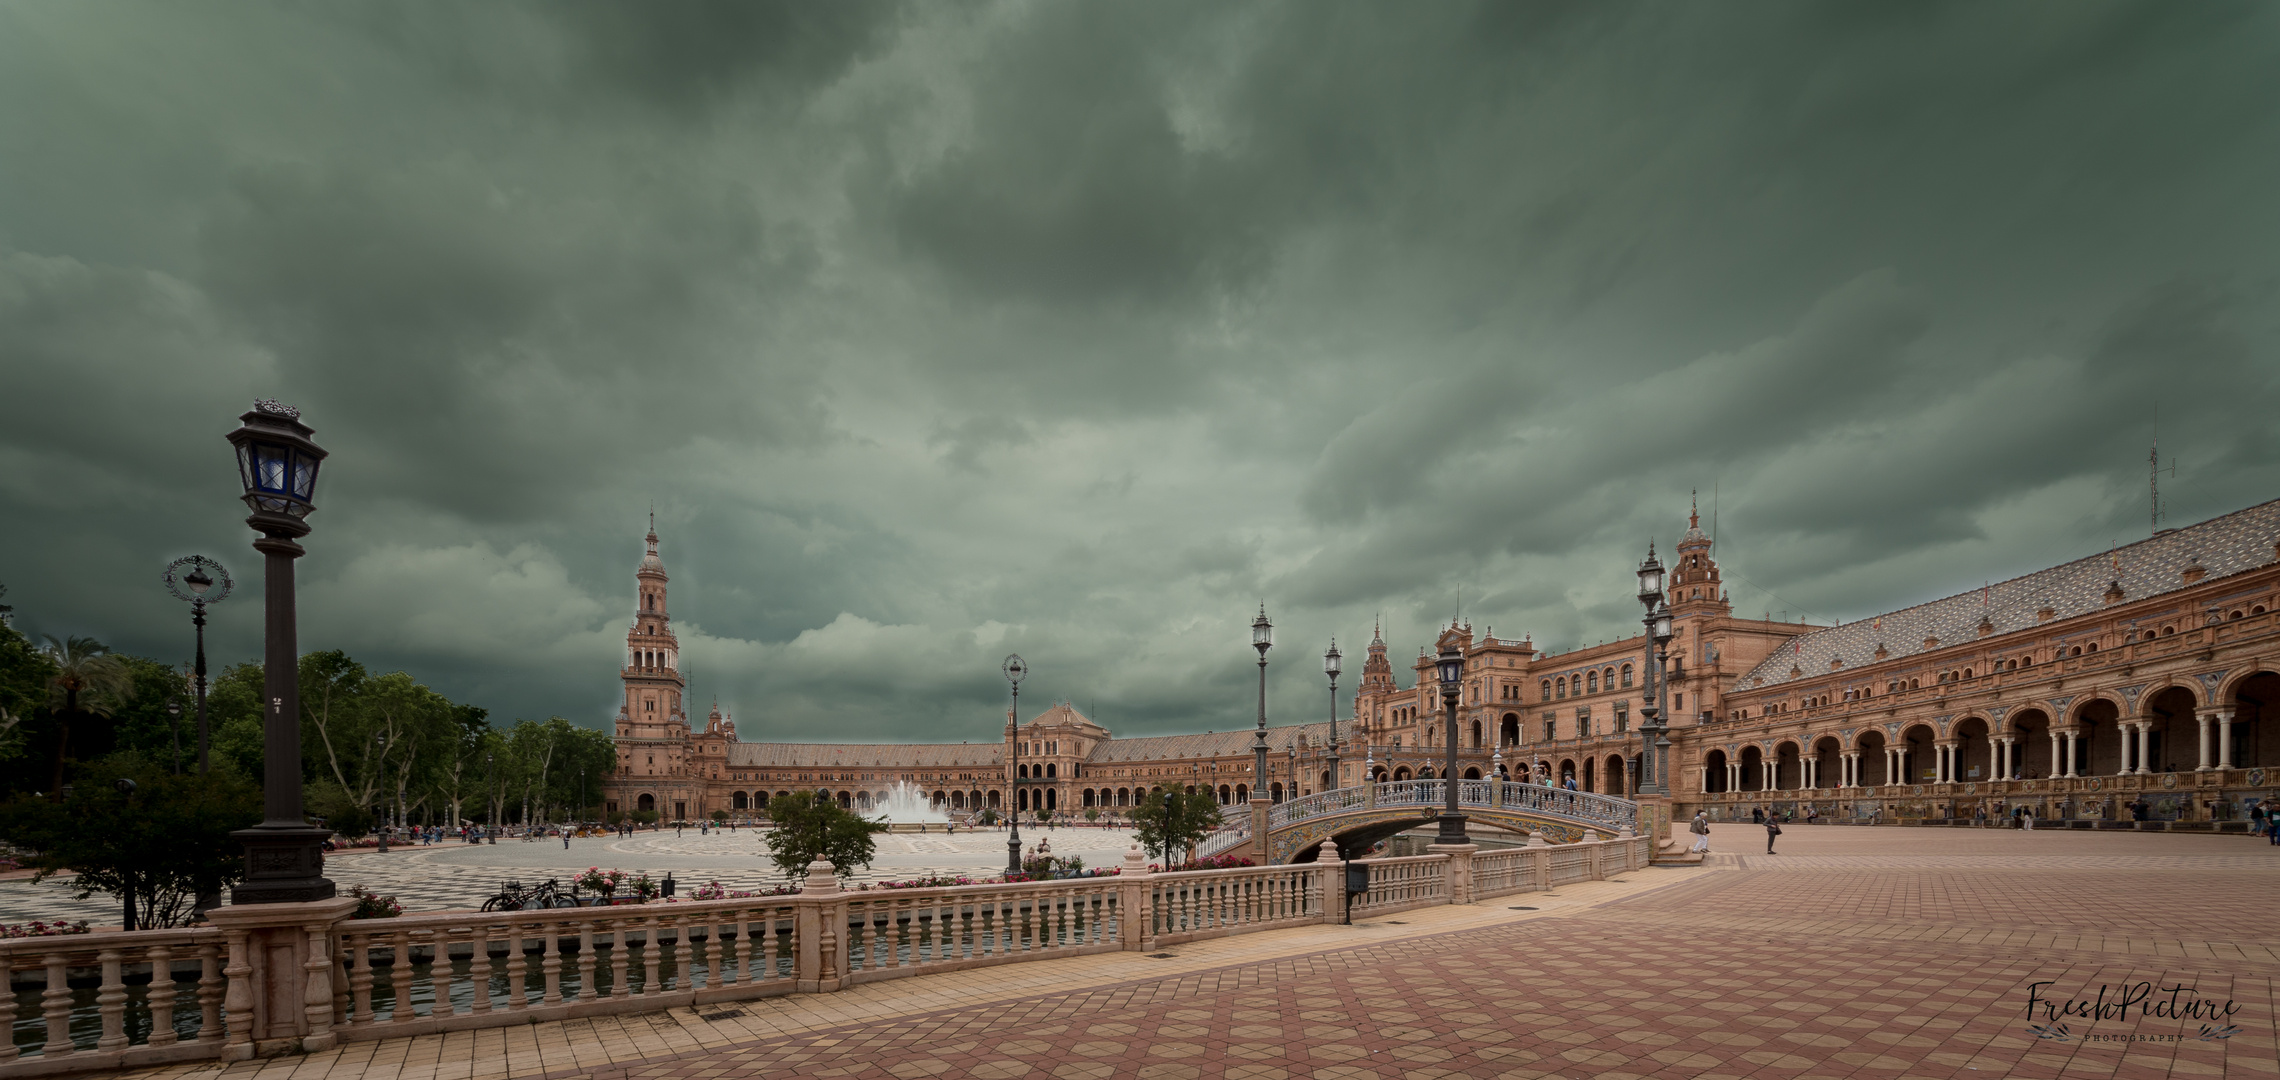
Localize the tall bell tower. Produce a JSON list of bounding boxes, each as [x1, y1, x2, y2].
[[619, 517, 687, 743]]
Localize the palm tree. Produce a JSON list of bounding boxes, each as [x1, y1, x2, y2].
[[43, 635, 134, 797]]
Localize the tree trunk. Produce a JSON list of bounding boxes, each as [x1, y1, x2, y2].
[[45, 687, 83, 799]]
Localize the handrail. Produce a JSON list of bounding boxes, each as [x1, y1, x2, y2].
[[1263, 780, 1638, 834]]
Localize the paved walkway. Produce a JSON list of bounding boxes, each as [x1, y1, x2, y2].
[[117, 826, 2280, 1080]]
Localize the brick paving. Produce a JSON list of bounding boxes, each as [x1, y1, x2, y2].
[[120, 826, 2278, 1080]]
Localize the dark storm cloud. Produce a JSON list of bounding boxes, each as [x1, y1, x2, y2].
[[2, 0, 2276, 740]]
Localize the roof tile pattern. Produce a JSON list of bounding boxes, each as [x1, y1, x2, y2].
[[1738, 497, 2280, 690]]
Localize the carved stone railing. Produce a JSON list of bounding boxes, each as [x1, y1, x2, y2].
[[0, 835, 1652, 1076], [1265, 780, 1639, 835]]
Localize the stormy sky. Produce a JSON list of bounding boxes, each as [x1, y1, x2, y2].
[[3, 1, 2276, 742]]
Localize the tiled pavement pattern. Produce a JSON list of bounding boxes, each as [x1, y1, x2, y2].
[[111, 825, 2278, 1080], [0, 828, 1150, 925]]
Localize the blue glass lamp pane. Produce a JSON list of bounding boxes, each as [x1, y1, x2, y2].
[[254, 444, 289, 493], [291, 455, 317, 500]]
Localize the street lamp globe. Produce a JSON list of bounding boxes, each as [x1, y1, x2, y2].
[[1323, 641, 1341, 678], [1251, 605, 1274, 652], [1435, 643, 1464, 686], [1652, 602, 1674, 645]]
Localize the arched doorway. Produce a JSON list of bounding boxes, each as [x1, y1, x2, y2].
[[1952, 717, 1991, 782], [1811, 736, 1841, 789], [1605, 755, 1627, 796], [2143, 685, 2198, 773], [1856, 731, 1888, 786], [1773, 742, 1801, 790], [1582, 758, 1596, 792], [1738, 745, 1764, 791], [1899, 725, 1936, 784], [637, 793, 656, 812], [2074, 698, 2124, 775], [1501, 713, 1520, 746], [1463, 767, 1482, 780], [2010, 708, 2052, 778], [1393, 767, 1412, 781], [1703, 749, 1729, 793], [731, 791, 748, 810], [2226, 670, 2279, 768]]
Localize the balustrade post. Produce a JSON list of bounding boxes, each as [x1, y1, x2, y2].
[[205, 895, 359, 1055], [1428, 844, 1475, 905], [41, 953, 73, 1059], [1315, 841, 1344, 925], [1531, 846, 1550, 891], [1116, 848, 1154, 951], [95, 947, 128, 1052], [797, 860, 842, 993], [146, 944, 181, 1047]]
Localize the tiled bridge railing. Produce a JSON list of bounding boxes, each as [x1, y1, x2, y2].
[[2, 835, 1649, 1075], [1268, 780, 1641, 836]]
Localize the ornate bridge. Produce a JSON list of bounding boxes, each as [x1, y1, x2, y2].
[[1203, 780, 1640, 863]]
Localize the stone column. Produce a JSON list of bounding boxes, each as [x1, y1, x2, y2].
[[2000, 737, 2015, 780], [2115, 724, 2132, 775], [2135, 722, 2153, 775], [1761, 760, 1773, 791], [2049, 730, 2063, 777], [2196, 710, 2214, 771], [2062, 730, 2078, 778], [2216, 708, 2235, 769]]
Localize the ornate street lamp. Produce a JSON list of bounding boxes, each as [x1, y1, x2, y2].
[[1635, 544, 1668, 795], [1650, 600, 1675, 796], [1434, 640, 1469, 845], [486, 753, 498, 843], [224, 401, 334, 904], [1002, 654, 1027, 877], [163, 555, 232, 776], [1250, 606, 1273, 797], [1323, 641, 1343, 791], [374, 732, 389, 853]]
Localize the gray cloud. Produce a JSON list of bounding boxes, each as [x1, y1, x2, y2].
[[2, 0, 2276, 742]]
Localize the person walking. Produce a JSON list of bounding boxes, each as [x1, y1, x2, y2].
[[1975, 803, 1988, 827], [1764, 813, 1782, 854], [1689, 811, 1711, 854], [2023, 806, 2035, 831]]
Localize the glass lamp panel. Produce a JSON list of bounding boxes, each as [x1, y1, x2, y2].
[[234, 443, 256, 496], [1324, 647, 1342, 676], [253, 443, 290, 495], [291, 452, 318, 501]]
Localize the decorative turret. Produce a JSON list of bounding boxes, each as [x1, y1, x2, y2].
[[1669, 492, 1730, 615], [1360, 617, 1396, 694]]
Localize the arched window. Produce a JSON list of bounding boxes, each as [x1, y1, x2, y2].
[[1556, 678, 1567, 699], [1045, 763, 1057, 778], [1621, 664, 1633, 688], [2086, 641, 2098, 652], [1541, 680, 1552, 701], [1587, 672, 1598, 693]]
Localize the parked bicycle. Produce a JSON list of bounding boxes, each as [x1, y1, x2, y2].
[[480, 877, 579, 911]]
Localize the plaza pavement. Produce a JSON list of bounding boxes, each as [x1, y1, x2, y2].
[[104, 823, 2279, 1080]]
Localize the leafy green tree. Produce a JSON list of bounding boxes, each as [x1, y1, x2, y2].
[[0, 754, 260, 928], [762, 790, 885, 881], [1132, 788, 1220, 867], [41, 636, 135, 796]]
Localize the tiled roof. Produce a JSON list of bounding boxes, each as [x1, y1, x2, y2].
[[1736, 497, 2280, 691], [1083, 722, 1335, 763], [725, 742, 1003, 768]]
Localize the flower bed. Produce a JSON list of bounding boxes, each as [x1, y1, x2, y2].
[[0, 920, 90, 938], [347, 884, 402, 919], [1173, 854, 1255, 872]]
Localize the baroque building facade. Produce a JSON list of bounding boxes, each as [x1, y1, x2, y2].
[[607, 498, 2280, 830]]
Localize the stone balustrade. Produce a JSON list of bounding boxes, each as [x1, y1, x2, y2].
[[0, 834, 1650, 1076]]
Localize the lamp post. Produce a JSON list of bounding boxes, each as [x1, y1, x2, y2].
[[1323, 641, 1343, 791], [374, 732, 389, 853], [1651, 602, 1675, 794], [1249, 605, 1272, 791], [1434, 641, 1469, 845], [486, 753, 498, 843], [162, 555, 231, 776], [1002, 654, 1027, 878], [1635, 545, 1668, 795], [165, 699, 184, 775], [224, 401, 335, 905]]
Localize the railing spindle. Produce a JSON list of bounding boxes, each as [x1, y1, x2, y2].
[[43, 952, 77, 1058], [146, 944, 180, 1047]]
